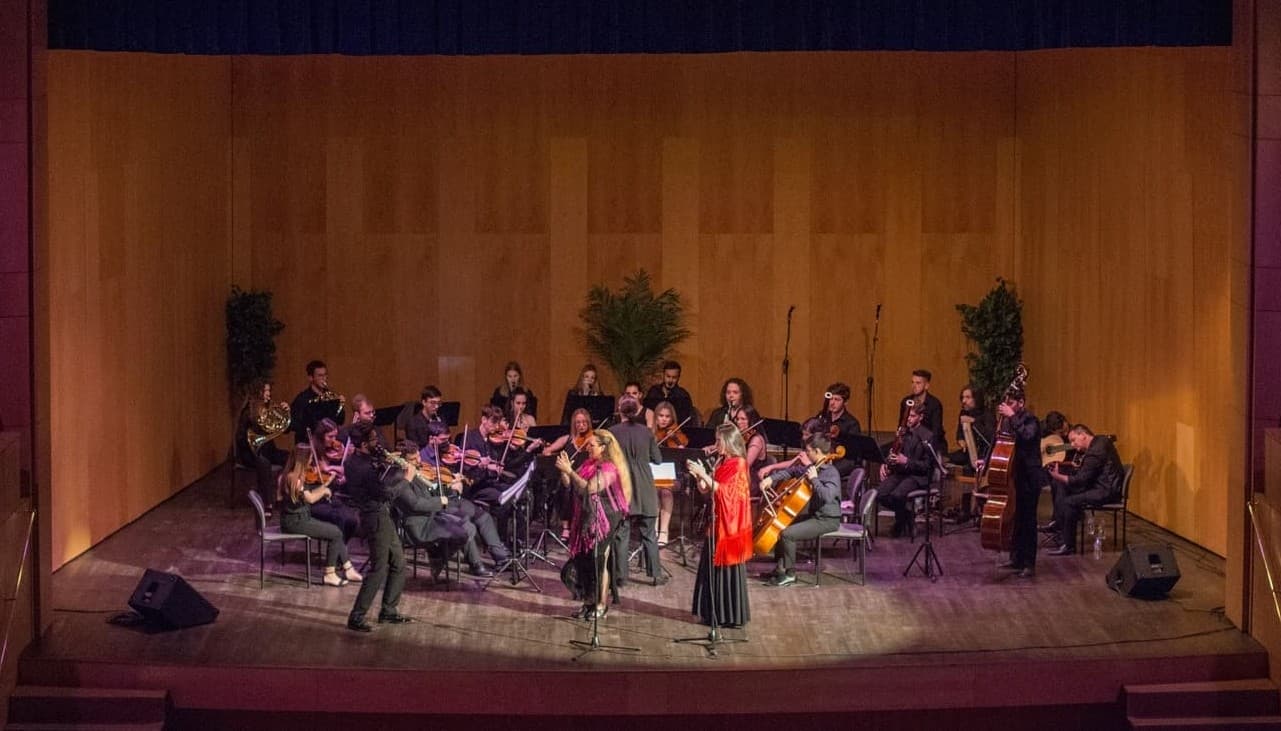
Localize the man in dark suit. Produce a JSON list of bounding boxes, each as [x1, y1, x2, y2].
[[877, 402, 934, 538], [899, 369, 945, 455], [1046, 425, 1124, 556], [609, 396, 666, 586], [391, 444, 494, 578]]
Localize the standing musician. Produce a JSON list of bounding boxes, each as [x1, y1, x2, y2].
[[899, 369, 946, 455], [877, 402, 935, 538], [948, 384, 995, 471], [608, 396, 667, 587], [651, 401, 687, 546], [815, 382, 863, 480], [235, 379, 290, 505], [345, 421, 413, 632], [977, 388, 1041, 578], [758, 434, 843, 587], [391, 440, 494, 578], [490, 360, 536, 416], [705, 377, 754, 428], [555, 431, 631, 620], [290, 360, 346, 444], [685, 425, 753, 627], [621, 382, 655, 430], [277, 444, 362, 587], [1046, 425, 1123, 556], [645, 361, 696, 420], [404, 385, 447, 451]]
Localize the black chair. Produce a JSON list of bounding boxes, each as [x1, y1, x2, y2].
[[815, 488, 878, 586], [1077, 463, 1135, 551]]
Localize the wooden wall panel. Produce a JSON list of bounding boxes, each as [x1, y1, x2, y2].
[[47, 52, 232, 568], [46, 45, 1245, 564]]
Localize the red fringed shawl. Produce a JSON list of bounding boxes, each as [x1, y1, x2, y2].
[[712, 457, 753, 566]]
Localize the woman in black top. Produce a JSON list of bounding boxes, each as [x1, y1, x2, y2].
[[276, 444, 361, 587]]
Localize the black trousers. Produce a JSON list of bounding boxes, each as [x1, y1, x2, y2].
[[878, 474, 926, 528], [455, 498, 509, 561], [280, 511, 348, 569], [1011, 480, 1041, 568], [775, 515, 840, 573], [350, 509, 405, 622], [1054, 486, 1114, 550], [614, 514, 660, 580]]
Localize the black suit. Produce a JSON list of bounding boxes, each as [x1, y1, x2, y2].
[[1004, 409, 1043, 568], [900, 393, 946, 454], [393, 477, 486, 569], [608, 421, 664, 581], [1053, 436, 1124, 550], [877, 426, 934, 534], [346, 451, 406, 625]]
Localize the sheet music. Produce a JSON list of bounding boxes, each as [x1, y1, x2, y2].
[[499, 463, 536, 505], [650, 462, 677, 481]]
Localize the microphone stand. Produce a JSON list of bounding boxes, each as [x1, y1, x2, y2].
[[570, 471, 639, 661], [867, 304, 882, 432], [904, 442, 947, 581]]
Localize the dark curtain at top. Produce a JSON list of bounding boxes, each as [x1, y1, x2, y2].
[[49, 0, 1231, 55]]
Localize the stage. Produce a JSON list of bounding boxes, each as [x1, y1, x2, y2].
[[20, 465, 1262, 729]]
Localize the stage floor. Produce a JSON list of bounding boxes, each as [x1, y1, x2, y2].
[[34, 464, 1249, 676]]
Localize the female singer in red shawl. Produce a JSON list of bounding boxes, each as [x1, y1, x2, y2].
[[555, 431, 632, 620], [685, 424, 752, 628]]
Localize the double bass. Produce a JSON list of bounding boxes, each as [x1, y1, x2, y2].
[[752, 446, 845, 555], [979, 364, 1029, 552]]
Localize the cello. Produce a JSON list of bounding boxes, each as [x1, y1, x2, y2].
[[979, 364, 1029, 552], [752, 446, 845, 555]]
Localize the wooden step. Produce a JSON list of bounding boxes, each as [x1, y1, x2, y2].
[[1128, 716, 1281, 730], [5, 724, 165, 731], [1126, 679, 1281, 719], [7, 686, 169, 726]]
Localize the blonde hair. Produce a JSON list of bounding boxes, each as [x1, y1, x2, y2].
[[716, 424, 746, 459], [595, 431, 633, 506], [278, 444, 312, 505]]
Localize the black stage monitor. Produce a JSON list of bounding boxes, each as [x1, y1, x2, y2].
[[1108, 543, 1181, 599], [128, 569, 219, 630]]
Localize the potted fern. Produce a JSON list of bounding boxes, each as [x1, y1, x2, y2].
[[956, 278, 1024, 410], [225, 285, 285, 413], [578, 270, 691, 391]]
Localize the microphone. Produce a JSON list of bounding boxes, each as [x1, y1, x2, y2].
[[787, 305, 795, 319], [875, 303, 882, 319]]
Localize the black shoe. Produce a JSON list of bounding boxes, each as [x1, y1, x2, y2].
[[1016, 568, 1036, 579], [347, 617, 373, 633], [758, 570, 782, 581], [1047, 545, 1075, 556], [378, 612, 415, 625], [768, 573, 797, 587], [998, 560, 1025, 570], [467, 565, 495, 578], [430, 560, 446, 582], [651, 573, 670, 587], [1038, 521, 1059, 534], [572, 604, 592, 620]]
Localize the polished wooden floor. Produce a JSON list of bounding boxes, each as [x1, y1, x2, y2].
[[24, 464, 1262, 724]]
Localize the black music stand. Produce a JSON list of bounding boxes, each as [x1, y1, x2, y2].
[[485, 464, 542, 592], [528, 425, 571, 556], [659, 446, 706, 568], [561, 394, 615, 426], [904, 443, 948, 581], [682, 427, 717, 450], [761, 419, 803, 457], [840, 435, 885, 466]]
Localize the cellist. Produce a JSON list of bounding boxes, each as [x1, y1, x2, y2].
[[757, 433, 842, 587], [976, 387, 1041, 578]]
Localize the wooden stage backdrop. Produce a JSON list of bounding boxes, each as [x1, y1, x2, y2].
[[45, 47, 1245, 570]]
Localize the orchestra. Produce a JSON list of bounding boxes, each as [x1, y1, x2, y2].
[[251, 354, 1119, 632]]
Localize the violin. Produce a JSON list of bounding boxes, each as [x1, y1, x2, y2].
[[440, 445, 486, 468], [654, 415, 692, 448]]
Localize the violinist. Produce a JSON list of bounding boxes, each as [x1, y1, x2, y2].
[[651, 401, 684, 545], [608, 396, 666, 587], [277, 444, 362, 587], [305, 419, 359, 542], [290, 359, 346, 444], [455, 405, 536, 544], [391, 440, 494, 578], [491, 361, 537, 417], [621, 382, 655, 430], [338, 394, 386, 449], [759, 433, 843, 587], [705, 377, 754, 428], [876, 402, 934, 539], [420, 421, 510, 567], [734, 406, 769, 496], [405, 386, 448, 452], [543, 408, 595, 540], [815, 382, 862, 480], [899, 369, 946, 455], [345, 421, 414, 632]]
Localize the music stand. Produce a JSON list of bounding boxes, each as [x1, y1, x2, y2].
[[438, 402, 461, 428], [525, 426, 572, 556], [486, 464, 542, 591], [761, 419, 803, 458], [840, 434, 885, 465], [659, 446, 705, 567], [561, 394, 615, 425], [904, 443, 948, 581], [682, 427, 717, 450]]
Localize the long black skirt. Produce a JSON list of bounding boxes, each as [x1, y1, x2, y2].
[[691, 537, 750, 627]]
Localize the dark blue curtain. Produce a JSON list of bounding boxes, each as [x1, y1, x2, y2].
[[49, 0, 1231, 55]]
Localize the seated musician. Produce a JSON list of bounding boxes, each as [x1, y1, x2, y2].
[[560, 363, 605, 425], [651, 401, 685, 546], [277, 444, 362, 587], [734, 406, 769, 496], [645, 360, 696, 424], [543, 408, 596, 539], [391, 441, 494, 578], [622, 382, 655, 429], [235, 380, 290, 509], [504, 387, 537, 431], [490, 361, 537, 416], [1045, 425, 1124, 556], [947, 384, 995, 472], [899, 369, 946, 455], [705, 377, 754, 428], [306, 419, 360, 542], [758, 433, 843, 587], [421, 420, 510, 566], [815, 382, 862, 480], [338, 394, 387, 448], [456, 404, 540, 544], [404, 386, 448, 451], [758, 418, 822, 481], [290, 359, 345, 443], [877, 402, 935, 538]]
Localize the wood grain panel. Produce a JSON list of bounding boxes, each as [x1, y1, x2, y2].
[[45, 46, 1246, 565]]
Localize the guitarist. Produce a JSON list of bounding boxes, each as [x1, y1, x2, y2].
[[977, 388, 1041, 578], [758, 434, 843, 587]]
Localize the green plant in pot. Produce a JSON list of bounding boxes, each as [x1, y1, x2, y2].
[[225, 285, 285, 412], [579, 270, 691, 391], [956, 277, 1023, 410]]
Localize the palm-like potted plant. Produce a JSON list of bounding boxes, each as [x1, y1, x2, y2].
[[225, 285, 285, 413], [956, 277, 1024, 410], [579, 270, 691, 391]]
